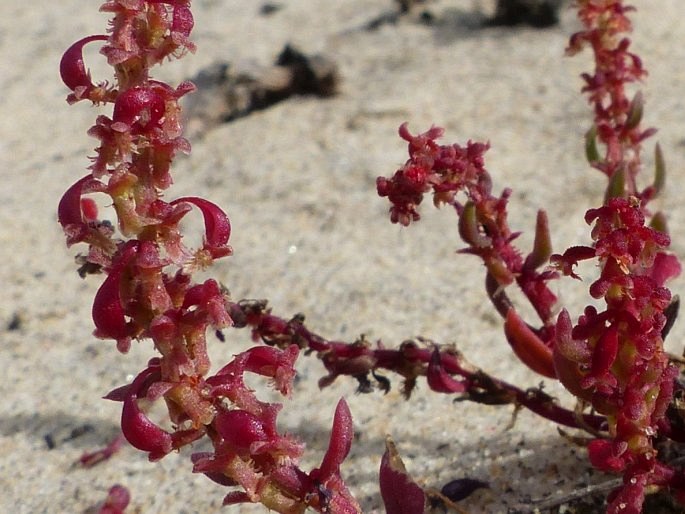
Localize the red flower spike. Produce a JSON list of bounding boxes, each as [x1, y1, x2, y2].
[[59, 3, 369, 513], [503, 308, 556, 378], [60, 35, 110, 103], [379, 436, 426, 514], [427, 349, 468, 393], [311, 399, 354, 484]]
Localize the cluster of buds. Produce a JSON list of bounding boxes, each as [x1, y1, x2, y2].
[[377, 123, 560, 378], [59, 1, 359, 511], [552, 197, 681, 512]]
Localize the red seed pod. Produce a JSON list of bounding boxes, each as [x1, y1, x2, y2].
[[215, 409, 268, 450], [553, 309, 594, 401], [112, 86, 166, 129], [121, 393, 173, 460], [190, 453, 239, 487]]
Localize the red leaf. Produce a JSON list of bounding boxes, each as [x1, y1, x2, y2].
[[59, 35, 108, 93], [120, 366, 172, 461], [503, 308, 556, 378], [379, 437, 426, 514], [312, 399, 354, 483], [92, 269, 130, 348], [58, 175, 105, 246], [171, 197, 232, 258], [97, 484, 130, 514]]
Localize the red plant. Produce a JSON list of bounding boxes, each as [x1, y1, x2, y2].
[[59, 1, 359, 512], [373, 1, 685, 512], [59, 0, 685, 513]]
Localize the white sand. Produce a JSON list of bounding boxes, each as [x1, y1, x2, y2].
[[2, 0, 685, 512]]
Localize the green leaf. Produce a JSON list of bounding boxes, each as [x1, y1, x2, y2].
[[625, 91, 644, 130], [585, 125, 600, 163], [653, 142, 665, 195], [524, 210, 553, 270], [604, 167, 625, 202]]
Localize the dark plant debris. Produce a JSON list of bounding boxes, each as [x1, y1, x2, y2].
[[365, 0, 432, 31], [440, 477, 490, 503], [7, 312, 23, 331], [259, 3, 282, 16], [183, 45, 339, 137], [487, 0, 563, 28], [44, 423, 94, 450]]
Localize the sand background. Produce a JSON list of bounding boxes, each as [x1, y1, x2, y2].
[[2, 0, 685, 512]]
